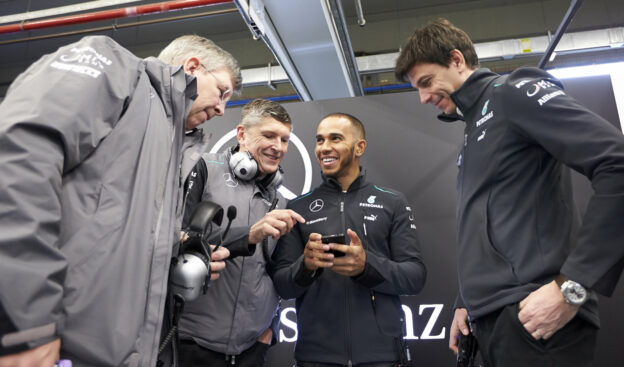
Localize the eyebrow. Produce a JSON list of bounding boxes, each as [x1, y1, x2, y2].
[[415, 75, 431, 88], [316, 133, 343, 139]]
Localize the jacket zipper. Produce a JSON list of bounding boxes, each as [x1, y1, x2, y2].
[[340, 193, 353, 366], [225, 257, 246, 359]]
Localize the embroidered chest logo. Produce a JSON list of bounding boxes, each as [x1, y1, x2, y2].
[[364, 214, 378, 222], [306, 216, 327, 225], [309, 199, 324, 212], [223, 173, 239, 188], [475, 99, 493, 128], [477, 129, 487, 142], [367, 195, 376, 204]]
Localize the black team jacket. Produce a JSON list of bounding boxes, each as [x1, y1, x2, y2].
[[450, 67, 624, 326], [271, 171, 426, 365]]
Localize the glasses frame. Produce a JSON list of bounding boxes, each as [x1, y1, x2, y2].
[[200, 63, 232, 103]]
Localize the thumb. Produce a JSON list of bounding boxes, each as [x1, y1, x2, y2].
[[346, 228, 362, 247]]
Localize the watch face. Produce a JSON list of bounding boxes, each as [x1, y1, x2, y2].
[[562, 280, 587, 305]]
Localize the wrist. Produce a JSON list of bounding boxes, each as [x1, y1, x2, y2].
[[555, 274, 588, 306]]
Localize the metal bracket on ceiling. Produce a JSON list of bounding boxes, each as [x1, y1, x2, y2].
[[267, 62, 277, 90], [355, 0, 366, 27], [538, 0, 585, 69]]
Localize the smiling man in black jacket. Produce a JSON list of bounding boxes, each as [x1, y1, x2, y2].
[[271, 113, 426, 367], [395, 18, 624, 367]]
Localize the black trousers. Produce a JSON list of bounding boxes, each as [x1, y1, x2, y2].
[[178, 339, 269, 367], [472, 303, 598, 367]]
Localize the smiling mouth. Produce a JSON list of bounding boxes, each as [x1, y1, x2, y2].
[[264, 153, 281, 161], [321, 157, 338, 166]]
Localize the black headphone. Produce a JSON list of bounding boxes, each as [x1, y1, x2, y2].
[[229, 146, 283, 188]]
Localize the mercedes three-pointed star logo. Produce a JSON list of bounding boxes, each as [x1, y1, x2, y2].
[[309, 199, 324, 212], [223, 173, 239, 188]]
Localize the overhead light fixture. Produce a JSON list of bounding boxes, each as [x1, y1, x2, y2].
[[548, 61, 624, 79]]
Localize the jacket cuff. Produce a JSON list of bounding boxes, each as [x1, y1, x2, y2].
[[1, 321, 62, 356], [294, 257, 322, 287], [352, 262, 384, 288], [224, 234, 257, 259]]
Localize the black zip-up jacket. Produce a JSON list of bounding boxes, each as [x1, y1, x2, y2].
[[271, 171, 426, 365], [451, 68, 624, 325]]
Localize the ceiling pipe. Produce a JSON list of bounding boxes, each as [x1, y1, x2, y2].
[[0, 8, 238, 46], [0, 0, 233, 35], [538, 0, 584, 69]]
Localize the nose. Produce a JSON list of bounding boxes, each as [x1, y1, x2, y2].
[[214, 101, 226, 116], [419, 90, 431, 105], [320, 139, 332, 152], [272, 137, 286, 152]]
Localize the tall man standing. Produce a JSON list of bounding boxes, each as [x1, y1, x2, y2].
[[395, 18, 624, 366], [272, 113, 426, 366], [178, 99, 305, 367], [0, 34, 240, 367]]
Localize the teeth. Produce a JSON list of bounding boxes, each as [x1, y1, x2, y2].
[[323, 158, 337, 163]]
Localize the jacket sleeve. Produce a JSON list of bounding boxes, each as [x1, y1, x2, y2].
[[0, 36, 139, 355], [355, 193, 427, 295], [270, 204, 321, 299], [504, 68, 624, 296]]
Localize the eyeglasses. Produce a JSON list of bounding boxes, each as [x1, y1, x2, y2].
[[200, 64, 232, 103]]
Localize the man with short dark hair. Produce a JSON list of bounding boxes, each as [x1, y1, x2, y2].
[[272, 113, 426, 367], [395, 18, 624, 367], [177, 99, 305, 367], [0, 34, 240, 366]]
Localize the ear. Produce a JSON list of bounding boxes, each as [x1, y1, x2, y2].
[[355, 139, 367, 157], [183, 57, 202, 75], [236, 125, 247, 150], [449, 49, 466, 70]]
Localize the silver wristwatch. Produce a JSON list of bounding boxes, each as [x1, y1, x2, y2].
[[556, 276, 588, 306]]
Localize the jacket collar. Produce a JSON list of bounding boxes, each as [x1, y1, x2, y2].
[[450, 68, 498, 116], [144, 57, 197, 126], [321, 168, 367, 192]]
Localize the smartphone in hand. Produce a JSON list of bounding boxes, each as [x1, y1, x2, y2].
[[321, 234, 347, 257]]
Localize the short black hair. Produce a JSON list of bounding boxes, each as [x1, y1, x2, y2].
[[322, 112, 366, 140]]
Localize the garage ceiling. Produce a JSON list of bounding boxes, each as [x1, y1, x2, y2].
[[1, 0, 623, 101]]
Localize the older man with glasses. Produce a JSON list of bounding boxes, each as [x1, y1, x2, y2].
[[0, 34, 240, 367]]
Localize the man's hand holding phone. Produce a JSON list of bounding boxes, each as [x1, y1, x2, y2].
[[303, 233, 334, 273], [329, 229, 366, 277]]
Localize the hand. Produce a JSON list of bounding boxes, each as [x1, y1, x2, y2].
[[257, 328, 273, 345], [249, 209, 305, 244], [209, 245, 230, 281], [518, 280, 579, 340], [449, 308, 469, 355], [0, 338, 60, 367], [330, 229, 366, 277], [303, 233, 333, 272]]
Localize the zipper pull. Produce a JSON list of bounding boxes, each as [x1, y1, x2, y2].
[[340, 201, 344, 212], [231, 355, 235, 365]]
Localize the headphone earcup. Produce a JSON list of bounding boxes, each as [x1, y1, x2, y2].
[[170, 250, 211, 302], [229, 151, 257, 181], [264, 166, 283, 188]]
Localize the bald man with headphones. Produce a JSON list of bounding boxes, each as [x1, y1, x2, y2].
[[177, 99, 304, 367]]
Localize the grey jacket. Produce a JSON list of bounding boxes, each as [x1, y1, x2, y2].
[[0, 36, 196, 366], [178, 149, 281, 356]]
